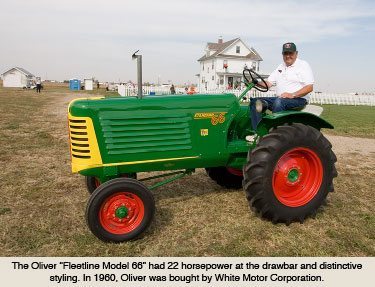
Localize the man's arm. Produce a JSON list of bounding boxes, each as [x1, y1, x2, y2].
[[280, 84, 313, 99]]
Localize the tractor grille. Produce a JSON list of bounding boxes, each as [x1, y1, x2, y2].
[[69, 119, 91, 159], [99, 113, 192, 155]]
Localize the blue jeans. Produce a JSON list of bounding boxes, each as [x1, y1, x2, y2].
[[250, 97, 307, 130]]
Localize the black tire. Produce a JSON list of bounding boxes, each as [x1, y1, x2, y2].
[[86, 178, 155, 242], [85, 173, 137, 194], [206, 167, 243, 189], [85, 176, 101, 194], [243, 123, 337, 224]]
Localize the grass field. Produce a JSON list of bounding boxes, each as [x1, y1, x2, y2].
[[321, 105, 375, 138], [0, 86, 374, 256]]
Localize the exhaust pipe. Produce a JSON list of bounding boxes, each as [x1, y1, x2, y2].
[[132, 50, 143, 98]]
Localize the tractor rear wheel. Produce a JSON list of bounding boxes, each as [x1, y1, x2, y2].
[[86, 178, 155, 242], [85, 173, 137, 194], [242, 123, 337, 224], [206, 167, 243, 189]]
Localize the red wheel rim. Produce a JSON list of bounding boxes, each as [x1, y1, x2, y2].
[[99, 192, 145, 234], [272, 147, 323, 207], [227, 167, 243, 177]]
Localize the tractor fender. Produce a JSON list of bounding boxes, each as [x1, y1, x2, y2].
[[256, 111, 334, 136]]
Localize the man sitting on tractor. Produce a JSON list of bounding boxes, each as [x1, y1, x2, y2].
[[250, 42, 314, 130]]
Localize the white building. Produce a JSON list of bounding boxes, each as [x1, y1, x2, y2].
[[1, 67, 36, 88], [197, 37, 264, 91]]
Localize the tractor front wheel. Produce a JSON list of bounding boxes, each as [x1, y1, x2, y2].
[[206, 167, 243, 189], [242, 123, 337, 224], [86, 178, 155, 242]]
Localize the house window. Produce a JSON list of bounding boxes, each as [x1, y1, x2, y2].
[[208, 67, 209, 73], [202, 64, 204, 71], [236, 46, 240, 53], [202, 76, 205, 83], [212, 76, 214, 80], [212, 60, 214, 69]]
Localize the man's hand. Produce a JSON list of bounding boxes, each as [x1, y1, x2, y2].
[[280, 92, 295, 98], [281, 85, 313, 99]]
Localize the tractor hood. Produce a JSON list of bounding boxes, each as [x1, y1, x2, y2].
[[69, 93, 239, 117]]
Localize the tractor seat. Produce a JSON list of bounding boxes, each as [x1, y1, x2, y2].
[[299, 105, 323, 116]]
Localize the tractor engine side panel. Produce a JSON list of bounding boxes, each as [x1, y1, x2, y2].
[[69, 94, 240, 174]]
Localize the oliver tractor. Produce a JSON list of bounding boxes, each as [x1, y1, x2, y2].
[[68, 68, 337, 242]]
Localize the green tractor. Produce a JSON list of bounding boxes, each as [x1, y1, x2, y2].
[[68, 68, 337, 242]]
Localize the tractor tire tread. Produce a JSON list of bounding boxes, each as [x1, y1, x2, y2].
[[243, 123, 337, 225]]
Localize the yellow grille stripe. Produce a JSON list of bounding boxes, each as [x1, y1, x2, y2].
[[68, 113, 102, 173], [72, 151, 91, 156], [70, 134, 89, 139]]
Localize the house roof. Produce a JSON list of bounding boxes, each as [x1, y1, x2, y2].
[[198, 38, 263, 62], [2, 67, 35, 77], [207, 38, 239, 53]]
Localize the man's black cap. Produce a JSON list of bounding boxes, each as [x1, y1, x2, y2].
[[282, 42, 297, 53]]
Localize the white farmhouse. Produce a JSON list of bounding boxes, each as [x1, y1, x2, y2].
[[1, 67, 36, 88], [197, 37, 263, 91]]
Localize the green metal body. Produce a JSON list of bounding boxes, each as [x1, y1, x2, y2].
[[68, 91, 333, 183]]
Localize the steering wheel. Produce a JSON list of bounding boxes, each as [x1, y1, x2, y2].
[[243, 68, 269, 92]]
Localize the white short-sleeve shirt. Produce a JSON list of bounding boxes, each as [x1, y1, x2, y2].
[[268, 58, 314, 100]]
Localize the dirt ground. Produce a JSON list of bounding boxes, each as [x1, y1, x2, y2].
[[327, 135, 375, 155]]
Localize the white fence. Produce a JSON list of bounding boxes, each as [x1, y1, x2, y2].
[[118, 85, 187, 96], [117, 85, 375, 106]]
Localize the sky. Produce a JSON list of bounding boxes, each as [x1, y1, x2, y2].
[[0, 0, 374, 93]]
